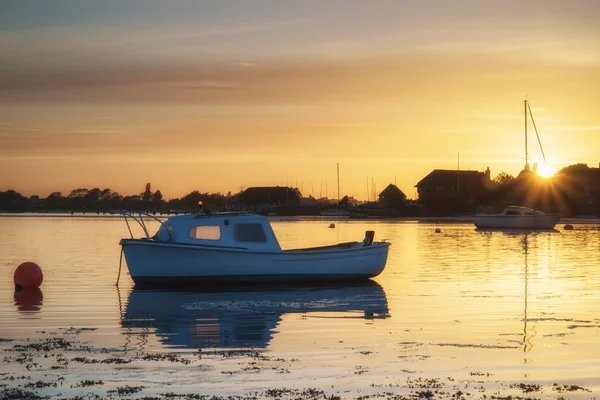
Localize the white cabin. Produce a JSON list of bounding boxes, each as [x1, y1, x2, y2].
[[154, 213, 282, 252], [501, 206, 546, 216]]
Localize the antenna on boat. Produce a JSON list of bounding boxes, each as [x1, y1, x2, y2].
[[525, 100, 529, 172]]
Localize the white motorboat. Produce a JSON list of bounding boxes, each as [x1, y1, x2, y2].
[[118, 212, 390, 285], [474, 206, 559, 229], [121, 282, 389, 348]]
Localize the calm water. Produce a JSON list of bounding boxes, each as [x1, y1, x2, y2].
[[1, 215, 599, 399]]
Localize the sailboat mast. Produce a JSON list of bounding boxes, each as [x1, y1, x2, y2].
[[336, 163, 340, 204], [524, 100, 529, 171]]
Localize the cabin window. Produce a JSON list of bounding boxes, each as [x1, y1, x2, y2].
[[234, 223, 267, 243], [525, 212, 536, 216], [506, 210, 521, 216], [189, 225, 221, 240]]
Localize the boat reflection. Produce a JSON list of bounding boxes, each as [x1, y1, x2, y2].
[[121, 282, 389, 349], [475, 227, 559, 234]]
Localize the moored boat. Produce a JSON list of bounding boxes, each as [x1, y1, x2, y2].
[[319, 208, 350, 217], [474, 206, 558, 229], [118, 212, 390, 285]]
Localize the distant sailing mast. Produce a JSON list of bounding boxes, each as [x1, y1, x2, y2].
[[336, 163, 340, 204], [524, 99, 548, 172]]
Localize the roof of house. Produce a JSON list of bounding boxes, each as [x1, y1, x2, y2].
[[415, 169, 487, 188], [379, 184, 406, 198]]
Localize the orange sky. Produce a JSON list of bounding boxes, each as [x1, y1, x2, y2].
[[1, 1, 599, 200]]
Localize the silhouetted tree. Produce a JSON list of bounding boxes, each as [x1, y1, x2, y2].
[[68, 188, 88, 211], [84, 188, 101, 210], [493, 172, 515, 186], [45, 192, 65, 210], [181, 190, 202, 210], [0, 190, 28, 211], [142, 183, 152, 203], [152, 190, 163, 211], [559, 163, 589, 175]]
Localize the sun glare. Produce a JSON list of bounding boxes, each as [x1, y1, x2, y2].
[[536, 163, 556, 178]]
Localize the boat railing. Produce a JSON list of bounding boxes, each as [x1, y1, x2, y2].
[[113, 210, 169, 240]]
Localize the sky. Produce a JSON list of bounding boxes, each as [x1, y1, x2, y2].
[[1, 0, 599, 200]]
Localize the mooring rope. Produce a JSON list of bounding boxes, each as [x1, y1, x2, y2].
[[116, 247, 124, 286]]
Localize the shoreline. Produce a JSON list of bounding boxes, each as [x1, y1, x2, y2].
[[1, 330, 596, 400], [1, 212, 599, 225]]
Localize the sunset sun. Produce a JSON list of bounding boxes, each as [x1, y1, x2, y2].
[[536, 163, 556, 178]]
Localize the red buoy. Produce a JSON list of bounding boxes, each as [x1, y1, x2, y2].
[[14, 262, 43, 290]]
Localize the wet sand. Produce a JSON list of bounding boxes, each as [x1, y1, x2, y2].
[[1, 327, 596, 400]]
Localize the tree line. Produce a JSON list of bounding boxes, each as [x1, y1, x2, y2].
[[0, 183, 242, 213]]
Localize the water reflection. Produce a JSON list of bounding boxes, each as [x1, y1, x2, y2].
[[121, 282, 389, 349], [522, 234, 531, 362], [14, 288, 43, 313]]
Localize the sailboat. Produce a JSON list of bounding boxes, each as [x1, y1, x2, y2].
[[320, 163, 350, 216], [522, 99, 548, 173], [474, 100, 559, 229]]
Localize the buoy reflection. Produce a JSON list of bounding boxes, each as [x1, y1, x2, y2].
[[14, 288, 43, 313]]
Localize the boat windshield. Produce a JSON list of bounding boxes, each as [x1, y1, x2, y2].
[[234, 223, 267, 243]]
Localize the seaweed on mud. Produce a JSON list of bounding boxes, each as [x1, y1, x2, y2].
[[23, 380, 57, 389], [406, 377, 444, 390], [300, 388, 327, 398], [264, 388, 295, 397], [70, 356, 130, 364], [416, 390, 434, 399], [0, 387, 49, 399], [59, 328, 98, 335], [552, 383, 591, 392], [73, 380, 104, 388], [138, 353, 192, 365], [510, 383, 542, 393], [107, 385, 145, 396], [200, 349, 266, 359], [12, 338, 73, 352]]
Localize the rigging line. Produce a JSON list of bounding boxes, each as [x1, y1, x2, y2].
[[527, 102, 548, 165]]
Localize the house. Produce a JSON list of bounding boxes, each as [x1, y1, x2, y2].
[[238, 187, 301, 207], [378, 184, 407, 208], [415, 168, 494, 209]]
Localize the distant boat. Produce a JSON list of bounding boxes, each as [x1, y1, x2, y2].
[[348, 210, 369, 219], [320, 208, 350, 217], [118, 211, 390, 285], [474, 206, 559, 229]]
